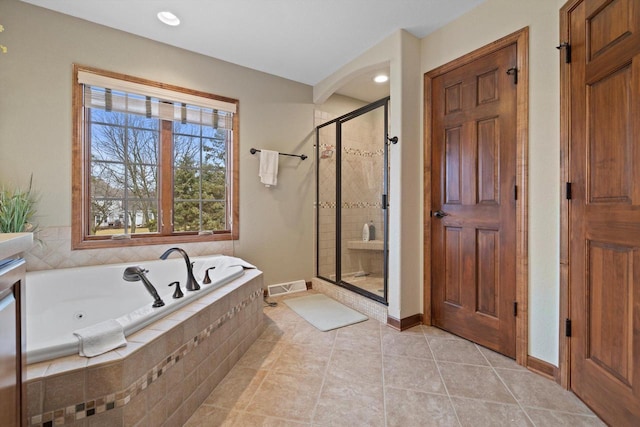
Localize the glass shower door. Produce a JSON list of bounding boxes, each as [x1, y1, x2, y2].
[[339, 105, 387, 301], [316, 97, 389, 304], [316, 122, 337, 281]]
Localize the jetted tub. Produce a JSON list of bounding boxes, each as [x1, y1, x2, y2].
[[26, 254, 248, 364]]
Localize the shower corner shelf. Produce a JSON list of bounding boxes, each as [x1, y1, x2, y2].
[[347, 240, 384, 251]]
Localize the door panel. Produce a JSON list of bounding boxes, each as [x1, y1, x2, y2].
[[586, 242, 633, 386], [444, 227, 463, 305], [566, 0, 640, 424], [477, 229, 499, 317], [431, 43, 517, 358]]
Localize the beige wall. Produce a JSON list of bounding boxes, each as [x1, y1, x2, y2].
[[0, 0, 314, 287], [421, 0, 564, 366]]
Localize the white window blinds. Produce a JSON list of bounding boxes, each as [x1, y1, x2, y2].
[[78, 70, 236, 129]]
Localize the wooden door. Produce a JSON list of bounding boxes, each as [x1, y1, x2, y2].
[[565, 0, 640, 424], [430, 43, 518, 358]]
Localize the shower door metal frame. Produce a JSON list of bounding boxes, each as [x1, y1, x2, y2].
[[315, 97, 390, 305]]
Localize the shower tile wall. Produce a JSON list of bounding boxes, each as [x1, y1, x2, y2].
[[315, 109, 384, 281]]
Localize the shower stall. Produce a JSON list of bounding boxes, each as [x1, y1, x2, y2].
[[315, 97, 391, 304]]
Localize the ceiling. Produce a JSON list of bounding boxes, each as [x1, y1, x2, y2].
[[21, 0, 484, 101]]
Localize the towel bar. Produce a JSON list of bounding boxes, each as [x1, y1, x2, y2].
[[250, 148, 307, 160]]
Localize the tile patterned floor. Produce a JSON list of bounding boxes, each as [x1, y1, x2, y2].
[[185, 291, 605, 427]]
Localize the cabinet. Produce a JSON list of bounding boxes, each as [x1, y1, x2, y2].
[[0, 233, 31, 427], [0, 258, 26, 427]]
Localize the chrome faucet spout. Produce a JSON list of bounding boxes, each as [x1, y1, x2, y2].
[[159, 247, 200, 291], [123, 266, 165, 308]]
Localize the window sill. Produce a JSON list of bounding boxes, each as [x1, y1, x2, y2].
[[71, 232, 236, 250]]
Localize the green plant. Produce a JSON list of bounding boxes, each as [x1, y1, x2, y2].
[[0, 177, 38, 233]]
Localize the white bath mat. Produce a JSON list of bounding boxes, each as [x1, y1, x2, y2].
[[283, 294, 367, 332]]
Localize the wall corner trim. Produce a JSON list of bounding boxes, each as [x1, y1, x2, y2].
[[527, 355, 559, 383], [386, 313, 423, 331]]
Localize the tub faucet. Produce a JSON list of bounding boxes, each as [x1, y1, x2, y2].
[[159, 247, 200, 291], [123, 266, 165, 308]]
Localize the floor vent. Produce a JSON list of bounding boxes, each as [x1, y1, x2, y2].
[[267, 280, 307, 297]]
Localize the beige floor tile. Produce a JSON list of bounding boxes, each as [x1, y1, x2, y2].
[[271, 343, 331, 377], [246, 371, 324, 422], [231, 412, 311, 426], [438, 362, 516, 404], [343, 318, 383, 331], [383, 355, 446, 394], [259, 321, 298, 343], [451, 397, 533, 426], [185, 406, 310, 427], [476, 345, 526, 370], [524, 408, 606, 426], [420, 325, 463, 340], [381, 324, 424, 335], [334, 326, 381, 353], [188, 290, 604, 427], [382, 332, 432, 359], [429, 338, 490, 365], [290, 322, 337, 347], [496, 368, 595, 414], [312, 375, 385, 427], [264, 305, 307, 324], [326, 348, 383, 386], [203, 366, 267, 411], [236, 339, 284, 370], [385, 387, 459, 427], [184, 405, 236, 427]]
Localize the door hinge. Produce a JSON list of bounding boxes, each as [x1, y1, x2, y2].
[[514, 185, 518, 201], [382, 194, 388, 208], [566, 182, 572, 200], [565, 318, 572, 337], [556, 42, 571, 63], [513, 301, 518, 317], [506, 67, 518, 84]]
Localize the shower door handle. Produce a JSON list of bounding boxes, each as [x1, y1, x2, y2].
[[433, 210, 448, 219]]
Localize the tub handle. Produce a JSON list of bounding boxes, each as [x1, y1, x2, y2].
[[203, 267, 216, 284], [169, 281, 184, 299]]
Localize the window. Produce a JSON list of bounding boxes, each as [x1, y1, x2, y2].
[[72, 65, 239, 248]]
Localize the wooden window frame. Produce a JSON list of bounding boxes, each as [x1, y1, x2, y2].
[[71, 64, 240, 249]]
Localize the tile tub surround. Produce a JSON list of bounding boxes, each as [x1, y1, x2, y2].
[[25, 269, 264, 427], [24, 226, 234, 271]]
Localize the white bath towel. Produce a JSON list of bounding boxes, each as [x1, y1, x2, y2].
[[73, 319, 127, 357], [259, 149, 279, 187]]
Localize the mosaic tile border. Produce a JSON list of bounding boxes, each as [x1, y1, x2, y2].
[[30, 288, 263, 427], [317, 201, 382, 209], [343, 147, 383, 157]]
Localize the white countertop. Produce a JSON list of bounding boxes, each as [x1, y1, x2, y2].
[[0, 233, 33, 260]]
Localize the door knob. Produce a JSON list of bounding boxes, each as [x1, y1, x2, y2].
[[433, 210, 448, 218]]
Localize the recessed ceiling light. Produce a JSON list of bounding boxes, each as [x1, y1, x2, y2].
[[373, 74, 389, 83], [157, 11, 180, 26]]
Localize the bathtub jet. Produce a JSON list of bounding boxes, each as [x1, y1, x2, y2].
[[123, 266, 165, 308]]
